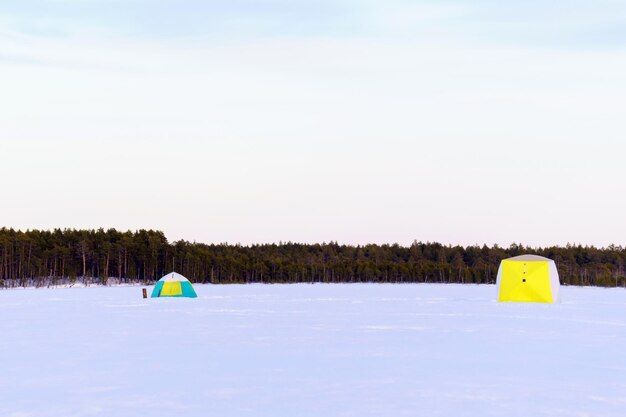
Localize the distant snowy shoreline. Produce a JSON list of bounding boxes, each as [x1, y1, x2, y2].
[[0, 277, 147, 289], [2, 280, 624, 292]]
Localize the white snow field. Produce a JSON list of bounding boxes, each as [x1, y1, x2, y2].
[[1, 284, 626, 417]]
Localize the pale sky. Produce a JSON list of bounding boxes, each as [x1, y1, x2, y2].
[[1, 1, 625, 247]]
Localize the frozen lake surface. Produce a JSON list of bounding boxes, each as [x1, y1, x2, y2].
[[1, 284, 625, 417]]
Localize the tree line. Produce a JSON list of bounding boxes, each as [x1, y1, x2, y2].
[[0, 227, 624, 288]]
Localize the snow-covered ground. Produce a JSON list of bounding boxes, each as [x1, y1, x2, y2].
[[1, 284, 625, 417]]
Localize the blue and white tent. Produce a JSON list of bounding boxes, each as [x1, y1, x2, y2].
[[151, 272, 198, 298]]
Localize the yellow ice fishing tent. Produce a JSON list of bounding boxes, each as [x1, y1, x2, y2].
[[496, 255, 560, 303]]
